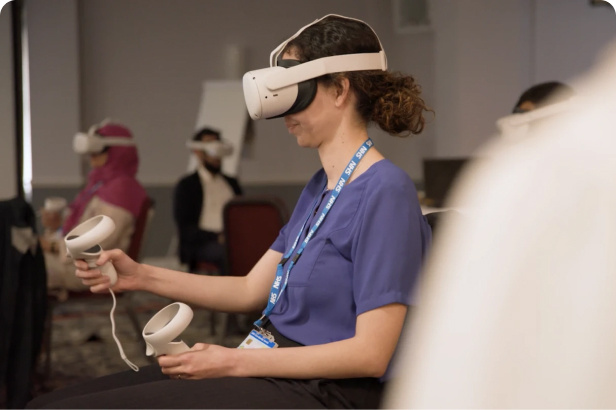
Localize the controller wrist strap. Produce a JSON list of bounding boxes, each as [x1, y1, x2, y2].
[[109, 289, 140, 372]]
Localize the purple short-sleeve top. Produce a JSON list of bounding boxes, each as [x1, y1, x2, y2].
[[269, 159, 431, 349]]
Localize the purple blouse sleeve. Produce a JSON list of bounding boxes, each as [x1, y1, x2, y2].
[[351, 177, 428, 315]]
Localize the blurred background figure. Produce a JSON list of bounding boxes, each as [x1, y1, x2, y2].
[[511, 81, 575, 113], [496, 81, 576, 141], [41, 120, 148, 298], [173, 127, 242, 273], [384, 40, 616, 409]]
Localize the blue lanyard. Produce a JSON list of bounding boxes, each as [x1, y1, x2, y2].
[[254, 138, 373, 328]]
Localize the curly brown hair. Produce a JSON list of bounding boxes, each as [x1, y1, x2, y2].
[[284, 15, 432, 137]]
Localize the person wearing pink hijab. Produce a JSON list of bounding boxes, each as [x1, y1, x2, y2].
[[41, 121, 148, 296]]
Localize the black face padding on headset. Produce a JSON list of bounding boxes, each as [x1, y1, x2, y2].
[[269, 59, 318, 118]]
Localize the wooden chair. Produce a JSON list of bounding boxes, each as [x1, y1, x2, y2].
[[214, 196, 289, 344]]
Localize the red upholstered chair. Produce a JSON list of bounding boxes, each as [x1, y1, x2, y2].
[[213, 196, 289, 344], [223, 196, 289, 276], [194, 261, 221, 275], [126, 197, 155, 262]]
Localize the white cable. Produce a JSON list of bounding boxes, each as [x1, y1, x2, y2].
[[108, 289, 140, 372]]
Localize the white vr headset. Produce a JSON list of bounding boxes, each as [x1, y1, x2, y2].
[[186, 140, 234, 158], [496, 97, 577, 138], [242, 14, 388, 120], [73, 123, 136, 155]]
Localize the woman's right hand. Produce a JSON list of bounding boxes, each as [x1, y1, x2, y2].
[[73, 249, 143, 293]]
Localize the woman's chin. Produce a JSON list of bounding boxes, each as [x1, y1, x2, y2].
[[294, 135, 311, 148]]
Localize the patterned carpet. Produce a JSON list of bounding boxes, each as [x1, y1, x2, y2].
[[31, 290, 252, 400]]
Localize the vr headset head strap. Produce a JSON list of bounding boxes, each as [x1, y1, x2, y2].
[[89, 118, 135, 147], [269, 14, 387, 68], [497, 97, 577, 129], [266, 52, 387, 90], [186, 140, 233, 157], [73, 119, 136, 154], [496, 97, 577, 138]]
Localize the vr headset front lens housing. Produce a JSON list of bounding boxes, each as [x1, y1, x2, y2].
[[243, 67, 301, 120]]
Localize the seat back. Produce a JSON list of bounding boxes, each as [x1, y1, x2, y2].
[[126, 197, 154, 262], [223, 196, 289, 277]]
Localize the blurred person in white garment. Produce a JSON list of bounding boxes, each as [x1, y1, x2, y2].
[[384, 38, 616, 409]]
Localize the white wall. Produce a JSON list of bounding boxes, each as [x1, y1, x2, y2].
[[28, 0, 81, 187], [0, 1, 16, 200], [534, 0, 616, 83], [432, 0, 535, 157]]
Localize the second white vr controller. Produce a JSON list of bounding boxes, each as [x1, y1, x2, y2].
[[64, 215, 118, 285], [142, 302, 193, 357]]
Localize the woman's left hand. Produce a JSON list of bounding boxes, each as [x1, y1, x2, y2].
[[157, 343, 236, 380]]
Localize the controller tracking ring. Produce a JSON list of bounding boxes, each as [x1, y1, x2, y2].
[[143, 302, 194, 356], [65, 215, 115, 254]]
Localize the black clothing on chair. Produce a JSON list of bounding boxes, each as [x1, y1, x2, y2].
[[0, 197, 48, 409]]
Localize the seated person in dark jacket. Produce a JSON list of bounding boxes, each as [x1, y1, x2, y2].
[[173, 127, 242, 272]]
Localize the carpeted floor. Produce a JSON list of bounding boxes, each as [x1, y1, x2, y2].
[[30, 290, 253, 401]]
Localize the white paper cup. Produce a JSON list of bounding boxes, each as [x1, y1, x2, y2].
[[44, 197, 67, 213]]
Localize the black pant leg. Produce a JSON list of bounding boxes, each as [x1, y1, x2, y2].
[[26, 364, 166, 409], [195, 240, 227, 273], [28, 375, 335, 409]]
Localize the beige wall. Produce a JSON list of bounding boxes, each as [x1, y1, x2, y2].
[[25, 0, 616, 190]]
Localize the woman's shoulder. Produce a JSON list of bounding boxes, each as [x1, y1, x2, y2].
[[362, 159, 415, 192]]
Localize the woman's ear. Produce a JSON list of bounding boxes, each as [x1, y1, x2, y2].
[[334, 77, 351, 107]]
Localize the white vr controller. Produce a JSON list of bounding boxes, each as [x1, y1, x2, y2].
[[143, 302, 193, 357], [64, 215, 118, 285]]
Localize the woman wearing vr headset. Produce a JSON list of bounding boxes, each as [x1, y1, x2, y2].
[[28, 15, 431, 409], [40, 121, 148, 299]]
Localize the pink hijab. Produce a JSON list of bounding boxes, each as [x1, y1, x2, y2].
[[62, 123, 148, 234]]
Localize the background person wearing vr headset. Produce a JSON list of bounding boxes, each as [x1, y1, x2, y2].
[[173, 127, 242, 274], [40, 121, 148, 299], [27, 14, 432, 409], [511, 81, 575, 114], [496, 82, 576, 142]]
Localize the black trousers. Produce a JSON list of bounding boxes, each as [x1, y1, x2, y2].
[[27, 323, 384, 409]]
